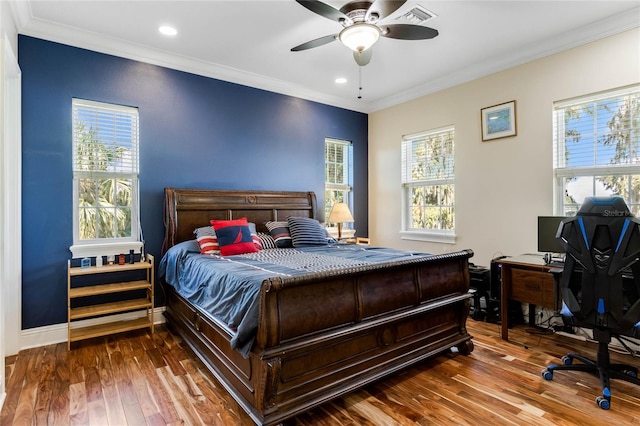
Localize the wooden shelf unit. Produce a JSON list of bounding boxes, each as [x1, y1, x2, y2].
[[67, 254, 154, 349]]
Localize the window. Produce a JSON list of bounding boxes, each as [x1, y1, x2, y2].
[[553, 85, 640, 216], [401, 126, 455, 243], [324, 138, 353, 220], [70, 99, 142, 258]]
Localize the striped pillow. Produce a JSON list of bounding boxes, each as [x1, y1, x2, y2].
[[258, 232, 277, 249], [265, 221, 293, 248], [193, 226, 220, 255], [287, 217, 329, 247], [248, 222, 262, 250]]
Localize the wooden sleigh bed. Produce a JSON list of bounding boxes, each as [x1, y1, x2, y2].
[[160, 187, 475, 425]]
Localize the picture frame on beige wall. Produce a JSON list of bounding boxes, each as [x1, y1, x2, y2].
[[481, 100, 517, 141]]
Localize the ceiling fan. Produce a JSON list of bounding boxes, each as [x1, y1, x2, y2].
[[291, 0, 439, 66]]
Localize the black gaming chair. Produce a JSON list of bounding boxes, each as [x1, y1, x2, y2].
[[542, 196, 640, 409]]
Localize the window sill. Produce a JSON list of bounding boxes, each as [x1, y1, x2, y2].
[[70, 241, 143, 259], [400, 230, 456, 244]]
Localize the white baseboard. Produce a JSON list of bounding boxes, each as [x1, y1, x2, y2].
[[18, 306, 166, 351], [556, 328, 640, 354]]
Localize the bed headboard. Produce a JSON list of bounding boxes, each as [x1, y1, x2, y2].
[[162, 188, 318, 252]]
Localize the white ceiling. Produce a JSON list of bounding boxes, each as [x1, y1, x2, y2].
[[11, 1, 640, 113]]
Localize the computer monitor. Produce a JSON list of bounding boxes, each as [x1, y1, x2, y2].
[[537, 216, 566, 254]]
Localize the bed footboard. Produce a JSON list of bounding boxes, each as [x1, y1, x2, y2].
[[163, 249, 474, 425], [161, 188, 474, 425]]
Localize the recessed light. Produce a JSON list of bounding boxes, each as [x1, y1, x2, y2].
[[335, 77, 347, 84], [158, 25, 178, 36]]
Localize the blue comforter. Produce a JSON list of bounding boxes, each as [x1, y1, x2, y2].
[[159, 240, 431, 356]]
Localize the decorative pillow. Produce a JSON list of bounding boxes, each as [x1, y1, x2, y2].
[[265, 221, 293, 248], [210, 218, 259, 256], [257, 232, 277, 249], [322, 225, 338, 244], [287, 217, 330, 247], [248, 222, 262, 250], [193, 226, 220, 255]]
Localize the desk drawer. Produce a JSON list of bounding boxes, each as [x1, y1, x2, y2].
[[511, 269, 555, 307]]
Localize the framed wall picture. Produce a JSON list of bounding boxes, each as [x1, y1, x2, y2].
[[481, 100, 517, 141]]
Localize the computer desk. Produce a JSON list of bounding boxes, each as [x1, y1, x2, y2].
[[495, 255, 562, 340]]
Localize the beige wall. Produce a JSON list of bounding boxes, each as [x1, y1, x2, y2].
[[368, 28, 640, 267]]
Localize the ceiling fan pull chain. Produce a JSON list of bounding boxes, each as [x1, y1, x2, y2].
[[358, 66, 363, 99]]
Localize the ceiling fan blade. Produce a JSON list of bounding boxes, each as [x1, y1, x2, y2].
[[291, 34, 338, 51], [295, 0, 350, 23], [366, 0, 406, 22], [353, 48, 373, 66], [381, 24, 439, 40]]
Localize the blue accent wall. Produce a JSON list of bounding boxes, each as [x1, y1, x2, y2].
[[19, 35, 368, 329]]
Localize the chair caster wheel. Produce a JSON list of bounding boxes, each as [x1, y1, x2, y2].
[[623, 369, 638, 378], [561, 355, 572, 365], [596, 396, 610, 410], [541, 369, 553, 380]]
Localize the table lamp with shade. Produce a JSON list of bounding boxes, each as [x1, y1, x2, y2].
[[328, 202, 354, 240]]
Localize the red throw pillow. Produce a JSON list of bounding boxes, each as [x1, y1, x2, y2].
[[210, 218, 259, 256]]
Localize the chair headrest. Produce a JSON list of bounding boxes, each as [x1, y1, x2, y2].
[[577, 196, 633, 218]]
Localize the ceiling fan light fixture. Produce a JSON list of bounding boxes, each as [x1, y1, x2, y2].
[[339, 23, 380, 52]]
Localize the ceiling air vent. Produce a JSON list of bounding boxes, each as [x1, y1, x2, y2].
[[396, 5, 437, 25]]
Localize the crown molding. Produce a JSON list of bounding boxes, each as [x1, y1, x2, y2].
[[368, 7, 640, 112], [11, 2, 639, 115], [13, 2, 367, 113], [7, 0, 31, 31]]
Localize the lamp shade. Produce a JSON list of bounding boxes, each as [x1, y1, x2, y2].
[[328, 202, 354, 223], [339, 23, 380, 52]]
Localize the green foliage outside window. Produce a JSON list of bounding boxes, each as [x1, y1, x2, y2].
[[74, 121, 134, 240], [403, 128, 455, 231], [557, 88, 639, 216], [409, 184, 454, 230], [325, 139, 352, 221]]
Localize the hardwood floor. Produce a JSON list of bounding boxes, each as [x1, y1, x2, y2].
[[2, 320, 639, 425]]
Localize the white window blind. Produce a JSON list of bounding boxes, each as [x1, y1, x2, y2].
[[73, 99, 139, 176], [71, 99, 141, 255], [553, 85, 640, 216], [401, 126, 455, 242]]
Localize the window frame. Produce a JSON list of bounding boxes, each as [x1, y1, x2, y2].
[[553, 85, 640, 216], [400, 126, 456, 244], [69, 98, 142, 258], [324, 138, 354, 237]]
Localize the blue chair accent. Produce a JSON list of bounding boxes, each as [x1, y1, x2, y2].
[[559, 301, 573, 317], [541, 197, 640, 409]]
